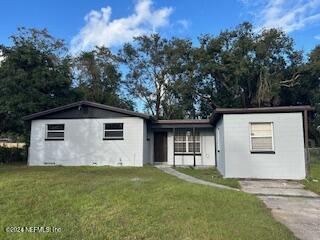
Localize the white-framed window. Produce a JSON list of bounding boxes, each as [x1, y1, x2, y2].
[[250, 122, 274, 152], [104, 123, 123, 140], [46, 124, 64, 140], [174, 129, 200, 154]]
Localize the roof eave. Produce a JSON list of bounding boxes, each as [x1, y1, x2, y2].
[[209, 105, 315, 124], [22, 101, 151, 121]]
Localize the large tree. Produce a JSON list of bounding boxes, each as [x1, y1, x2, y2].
[[280, 45, 320, 145], [307, 46, 320, 145], [120, 34, 170, 119], [196, 23, 302, 117], [0, 28, 76, 137], [120, 34, 198, 119], [73, 47, 133, 110], [160, 38, 200, 119]]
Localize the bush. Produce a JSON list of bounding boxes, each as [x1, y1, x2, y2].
[[309, 148, 320, 164], [0, 146, 27, 164]]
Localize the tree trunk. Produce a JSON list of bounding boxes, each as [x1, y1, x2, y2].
[[155, 88, 161, 119]]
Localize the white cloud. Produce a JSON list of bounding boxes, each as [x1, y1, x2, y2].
[[315, 34, 320, 40], [177, 19, 189, 30], [241, 0, 320, 33], [70, 0, 173, 54]]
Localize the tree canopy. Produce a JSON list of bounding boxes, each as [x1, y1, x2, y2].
[[0, 23, 320, 144], [0, 28, 75, 137]]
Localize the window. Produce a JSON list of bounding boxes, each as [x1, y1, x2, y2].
[[174, 129, 200, 154], [250, 122, 274, 152], [104, 123, 123, 140], [46, 124, 64, 140]]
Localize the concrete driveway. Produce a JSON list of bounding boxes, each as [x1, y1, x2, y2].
[[241, 180, 320, 240]]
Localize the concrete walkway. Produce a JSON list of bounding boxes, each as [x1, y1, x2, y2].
[[155, 165, 239, 191], [156, 166, 320, 240], [241, 180, 320, 240]]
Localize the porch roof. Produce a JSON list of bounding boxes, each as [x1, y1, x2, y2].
[[151, 119, 212, 129]]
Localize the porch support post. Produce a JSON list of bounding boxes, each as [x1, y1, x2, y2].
[[303, 110, 310, 176], [173, 127, 175, 167], [193, 127, 196, 167]]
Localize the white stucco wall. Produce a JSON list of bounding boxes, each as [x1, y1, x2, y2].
[[28, 118, 146, 166], [215, 118, 225, 175], [222, 113, 306, 179], [166, 129, 215, 166]]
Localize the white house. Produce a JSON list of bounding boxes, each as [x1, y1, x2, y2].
[[23, 101, 313, 180]]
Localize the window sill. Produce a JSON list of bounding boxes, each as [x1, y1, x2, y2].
[[250, 151, 275, 154], [45, 139, 64, 141], [103, 138, 124, 140], [174, 153, 201, 156]]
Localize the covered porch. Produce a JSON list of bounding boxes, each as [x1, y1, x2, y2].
[[151, 120, 216, 167]]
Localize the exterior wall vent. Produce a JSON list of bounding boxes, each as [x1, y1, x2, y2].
[[44, 162, 55, 165]]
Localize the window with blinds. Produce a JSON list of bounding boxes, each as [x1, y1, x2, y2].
[[250, 122, 274, 152], [46, 124, 65, 140], [174, 130, 200, 154], [104, 123, 124, 140]]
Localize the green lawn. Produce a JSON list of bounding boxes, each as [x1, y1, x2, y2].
[[175, 167, 240, 189], [302, 163, 320, 194], [0, 166, 295, 240]]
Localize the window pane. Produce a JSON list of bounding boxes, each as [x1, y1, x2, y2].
[[188, 142, 200, 153], [105, 123, 123, 130], [174, 130, 186, 141], [251, 123, 272, 136], [47, 124, 64, 130], [187, 131, 200, 141], [47, 132, 64, 138], [174, 142, 186, 153], [251, 137, 273, 151], [105, 130, 123, 138]]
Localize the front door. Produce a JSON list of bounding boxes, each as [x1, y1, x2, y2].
[[154, 132, 167, 162]]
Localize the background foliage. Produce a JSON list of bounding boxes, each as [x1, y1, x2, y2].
[[0, 23, 320, 144], [0, 147, 27, 164]]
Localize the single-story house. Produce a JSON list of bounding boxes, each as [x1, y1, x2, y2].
[[23, 101, 313, 180]]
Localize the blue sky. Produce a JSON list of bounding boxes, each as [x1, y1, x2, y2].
[[1, 0, 320, 55]]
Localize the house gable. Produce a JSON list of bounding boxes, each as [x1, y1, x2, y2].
[[38, 105, 134, 119], [23, 101, 151, 120]]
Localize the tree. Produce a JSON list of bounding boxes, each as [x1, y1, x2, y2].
[[0, 28, 76, 137], [120, 34, 199, 119], [73, 47, 133, 110], [253, 28, 302, 106], [196, 23, 302, 117], [280, 45, 320, 145], [160, 38, 200, 119], [120, 34, 170, 119], [307, 46, 320, 145]]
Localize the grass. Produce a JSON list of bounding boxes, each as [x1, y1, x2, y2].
[[175, 167, 240, 189], [302, 163, 320, 194], [0, 165, 296, 240]]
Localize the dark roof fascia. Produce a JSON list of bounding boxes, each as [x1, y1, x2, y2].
[[210, 105, 315, 125], [23, 101, 151, 121], [151, 119, 213, 129]]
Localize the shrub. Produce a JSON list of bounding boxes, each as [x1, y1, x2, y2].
[[0, 146, 27, 164]]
